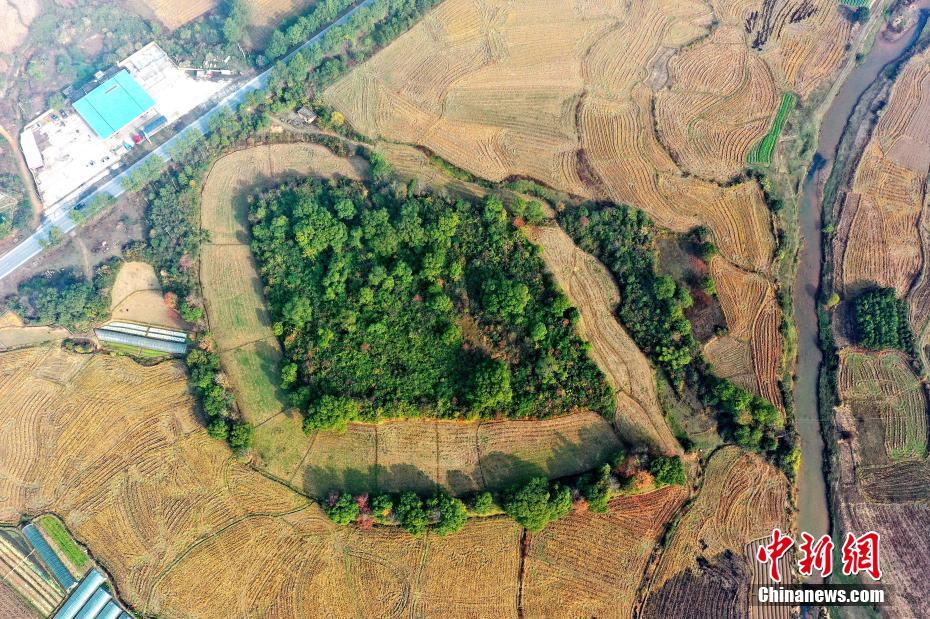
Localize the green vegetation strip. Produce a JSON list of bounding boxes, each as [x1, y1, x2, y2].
[[323, 452, 686, 536], [748, 93, 798, 165], [37, 516, 88, 570]]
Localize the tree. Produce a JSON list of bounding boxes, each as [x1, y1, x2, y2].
[[324, 493, 360, 525], [470, 491, 494, 515], [503, 477, 572, 532], [371, 494, 394, 523], [852, 287, 912, 352], [207, 417, 229, 440], [395, 491, 429, 536], [466, 358, 512, 416], [650, 456, 686, 488], [222, 0, 248, 44], [228, 421, 254, 454], [579, 464, 613, 513], [429, 493, 467, 536]]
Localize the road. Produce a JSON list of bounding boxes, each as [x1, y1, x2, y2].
[[0, 0, 375, 281]]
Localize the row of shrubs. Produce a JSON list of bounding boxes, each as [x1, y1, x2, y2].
[[322, 452, 687, 535]]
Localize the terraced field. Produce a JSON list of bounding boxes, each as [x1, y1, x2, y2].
[[325, 0, 856, 408], [643, 447, 790, 617], [829, 47, 930, 619], [0, 344, 692, 618]]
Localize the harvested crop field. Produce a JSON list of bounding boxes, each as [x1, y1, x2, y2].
[[833, 402, 930, 617], [0, 344, 689, 618], [838, 349, 927, 464], [138, 0, 217, 30], [139, 0, 313, 39], [644, 446, 789, 617], [523, 485, 687, 617], [834, 48, 930, 298], [296, 412, 622, 498], [325, 0, 853, 408], [110, 261, 185, 329], [527, 223, 679, 453]]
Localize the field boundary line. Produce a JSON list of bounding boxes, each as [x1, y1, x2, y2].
[[287, 430, 319, 486]]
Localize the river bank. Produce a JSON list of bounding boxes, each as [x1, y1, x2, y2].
[[794, 1, 930, 550]]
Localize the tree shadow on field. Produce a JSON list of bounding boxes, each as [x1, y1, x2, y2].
[[445, 469, 480, 496], [478, 452, 546, 491], [303, 465, 378, 499], [543, 423, 622, 478], [252, 337, 288, 411], [375, 463, 437, 495]]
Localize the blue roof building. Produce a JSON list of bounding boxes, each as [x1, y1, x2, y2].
[[73, 70, 155, 139]]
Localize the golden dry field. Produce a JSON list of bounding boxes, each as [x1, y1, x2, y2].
[[138, 0, 312, 42], [527, 223, 679, 454], [325, 0, 856, 409], [833, 49, 930, 368], [0, 344, 696, 618], [523, 485, 688, 617], [137, 0, 218, 30], [109, 261, 187, 329], [643, 446, 789, 617], [833, 48, 930, 298]]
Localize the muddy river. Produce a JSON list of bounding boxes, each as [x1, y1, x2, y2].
[[795, 5, 930, 545]]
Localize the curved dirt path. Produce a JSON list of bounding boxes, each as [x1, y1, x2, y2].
[[0, 122, 42, 227]]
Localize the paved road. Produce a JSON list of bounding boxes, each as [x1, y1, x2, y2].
[[0, 0, 375, 281]]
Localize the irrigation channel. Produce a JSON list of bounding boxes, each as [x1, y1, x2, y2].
[[795, 5, 930, 553]]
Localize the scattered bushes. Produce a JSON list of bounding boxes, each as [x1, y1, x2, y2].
[[325, 490, 468, 536], [186, 343, 253, 455], [852, 287, 913, 353], [321, 452, 688, 535]]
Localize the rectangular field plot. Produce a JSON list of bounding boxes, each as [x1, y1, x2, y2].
[[374, 420, 440, 494], [201, 244, 276, 351], [220, 337, 286, 424], [301, 425, 377, 497], [436, 422, 484, 495], [476, 412, 622, 489], [418, 517, 522, 616], [252, 410, 311, 483]]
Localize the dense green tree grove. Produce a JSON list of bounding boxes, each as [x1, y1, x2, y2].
[[249, 177, 613, 429], [502, 477, 572, 532], [559, 202, 786, 459], [852, 287, 913, 352], [560, 203, 696, 384], [3, 258, 121, 331]]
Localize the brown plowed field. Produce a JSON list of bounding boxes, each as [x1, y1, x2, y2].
[[325, 0, 854, 410], [833, 400, 930, 618]]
